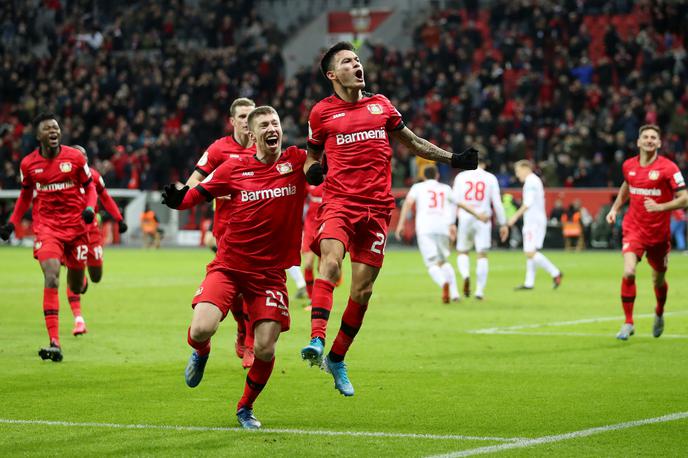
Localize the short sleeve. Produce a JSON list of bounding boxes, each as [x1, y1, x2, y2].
[[19, 160, 32, 188], [196, 143, 225, 176], [406, 183, 419, 202], [307, 105, 325, 151], [197, 161, 234, 199], [667, 162, 686, 191], [383, 96, 404, 132], [76, 155, 92, 185]]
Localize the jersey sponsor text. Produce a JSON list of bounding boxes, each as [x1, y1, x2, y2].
[[335, 128, 386, 145], [240, 184, 297, 202]]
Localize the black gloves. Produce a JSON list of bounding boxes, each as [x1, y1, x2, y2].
[[451, 146, 479, 170], [0, 222, 14, 241], [82, 207, 95, 224], [118, 220, 128, 233], [162, 184, 189, 209], [306, 162, 324, 185]]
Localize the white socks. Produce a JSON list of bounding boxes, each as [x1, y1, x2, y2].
[[457, 254, 470, 280], [525, 258, 536, 287], [476, 257, 488, 296], [287, 265, 306, 289], [428, 264, 446, 288], [441, 263, 459, 299], [533, 252, 560, 277]]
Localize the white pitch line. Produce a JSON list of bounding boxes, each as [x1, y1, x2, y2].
[[426, 411, 688, 457], [468, 311, 688, 334], [0, 419, 523, 443], [469, 331, 688, 339]]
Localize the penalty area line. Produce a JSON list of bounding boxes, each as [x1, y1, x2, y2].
[[0, 418, 524, 443], [425, 411, 688, 457]]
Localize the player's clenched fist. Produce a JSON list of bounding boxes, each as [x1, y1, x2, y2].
[[118, 220, 128, 233], [0, 222, 14, 240], [451, 146, 479, 170], [82, 206, 95, 224], [162, 184, 189, 209]]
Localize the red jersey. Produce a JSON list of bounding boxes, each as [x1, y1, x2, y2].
[[307, 92, 404, 210], [14, 146, 95, 239], [194, 135, 256, 239], [185, 146, 307, 271], [622, 155, 686, 244]]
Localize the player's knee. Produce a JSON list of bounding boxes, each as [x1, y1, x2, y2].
[[190, 322, 216, 342], [320, 257, 342, 282], [351, 282, 374, 304], [253, 341, 275, 361], [44, 274, 59, 289]]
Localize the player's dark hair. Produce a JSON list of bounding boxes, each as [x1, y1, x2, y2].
[[638, 124, 661, 136], [33, 112, 59, 129], [320, 41, 356, 79], [423, 165, 438, 180], [229, 98, 256, 118], [247, 106, 278, 131]]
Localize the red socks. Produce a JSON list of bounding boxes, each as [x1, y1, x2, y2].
[[310, 279, 335, 340], [304, 267, 314, 299], [187, 327, 210, 357], [655, 281, 668, 317], [621, 277, 636, 324], [329, 297, 368, 362], [66, 285, 82, 318], [43, 287, 60, 344], [237, 356, 275, 410]]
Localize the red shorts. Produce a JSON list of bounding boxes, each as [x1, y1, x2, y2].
[[311, 204, 391, 268], [87, 226, 104, 267], [192, 261, 290, 332], [622, 237, 671, 272], [34, 231, 89, 269]]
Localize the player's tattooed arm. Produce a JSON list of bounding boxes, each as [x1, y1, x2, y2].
[[390, 127, 478, 169], [390, 127, 452, 163]]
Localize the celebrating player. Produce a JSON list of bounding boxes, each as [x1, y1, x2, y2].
[[185, 97, 257, 368], [395, 165, 464, 303], [452, 152, 509, 300], [605, 125, 688, 340], [508, 160, 563, 290], [162, 106, 307, 429], [65, 145, 128, 337], [0, 113, 97, 361], [300, 41, 478, 396]]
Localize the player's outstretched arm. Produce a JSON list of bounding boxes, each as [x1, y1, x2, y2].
[[3, 187, 34, 240], [390, 127, 478, 170], [185, 170, 206, 188], [606, 182, 629, 224]]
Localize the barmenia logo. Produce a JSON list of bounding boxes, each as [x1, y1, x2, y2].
[[241, 185, 297, 202], [336, 128, 386, 145]]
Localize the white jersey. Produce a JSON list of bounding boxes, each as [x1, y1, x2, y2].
[[452, 168, 506, 225], [406, 179, 455, 236], [522, 173, 547, 226]]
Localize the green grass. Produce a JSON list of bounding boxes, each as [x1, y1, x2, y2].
[[1, 246, 687, 457]]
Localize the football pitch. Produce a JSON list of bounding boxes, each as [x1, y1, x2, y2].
[[1, 246, 687, 457]]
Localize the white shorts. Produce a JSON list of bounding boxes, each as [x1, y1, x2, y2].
[[522, 223, 546, 252], [417, 233, 451, 267], [457, 216, 492, 253]]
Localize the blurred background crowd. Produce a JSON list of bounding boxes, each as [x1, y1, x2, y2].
[[0, 0, 687, 193]]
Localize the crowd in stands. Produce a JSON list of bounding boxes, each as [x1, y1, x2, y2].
[[1, 0, 687, 193]]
